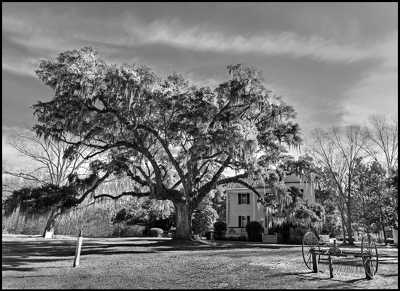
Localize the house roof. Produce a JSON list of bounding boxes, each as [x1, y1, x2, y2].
[[225, 174, 311, 189]]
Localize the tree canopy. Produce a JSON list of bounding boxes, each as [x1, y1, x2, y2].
[[32, 47, 302, 239]]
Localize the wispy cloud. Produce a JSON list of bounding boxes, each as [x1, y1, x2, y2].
[[121, 17, 393, 64], [2, 11, 396, 79]]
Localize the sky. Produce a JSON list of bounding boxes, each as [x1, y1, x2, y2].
[[2, 2, 398, 171]]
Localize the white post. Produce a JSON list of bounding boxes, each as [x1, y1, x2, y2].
[[73, 230, 83, 267]]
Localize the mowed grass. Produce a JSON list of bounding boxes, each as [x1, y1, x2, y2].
[[2, 234, 398, 289]]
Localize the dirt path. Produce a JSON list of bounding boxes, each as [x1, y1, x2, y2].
[[2, 234, 398, 289]]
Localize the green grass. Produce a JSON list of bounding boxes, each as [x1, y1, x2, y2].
[[2, 234, 398, 289]]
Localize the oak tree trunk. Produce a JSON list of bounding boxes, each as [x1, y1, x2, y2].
[[174, 202, 192, 240]]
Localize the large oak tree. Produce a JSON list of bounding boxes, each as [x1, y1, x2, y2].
[[33, 47, 301, 240]]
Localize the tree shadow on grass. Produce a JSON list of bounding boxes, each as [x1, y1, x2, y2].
[[262, 270, 314, 278], [2, 239, 156, 272], [4, 274, 58, 279], [2, 257, 72, 269], [1, 238, 318, 273], [3, 238, 302, 266], [88, 238, 301, 252], [380, 273, 398, 277], [296, 272, 367, 288]]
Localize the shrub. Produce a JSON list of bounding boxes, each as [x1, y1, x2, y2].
[[149, 227, 164, 237], [246, 221, 264, 242], [268, 223, 280, 234], [213, 221, 227, 240], [275, 222, 291, 243], [214, 221, 227, 232], [239, 235, 247, 241], [288, 226, 309, 244], [111, 198, 175, 228], [115, 224, 146, 237], [113, 208, 128, 224], [273, 222, 311, 244], [320, 218, 341, 237]]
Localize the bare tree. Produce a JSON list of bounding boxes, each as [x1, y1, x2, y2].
[[309, 125, 368, 245], [5, 131, 90, 186], [4, 129, 94, 238], [364, 115, 398, 176], [363, 115, 398, 243]]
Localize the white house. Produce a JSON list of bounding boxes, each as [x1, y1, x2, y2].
[[225, 174, 316, 239]]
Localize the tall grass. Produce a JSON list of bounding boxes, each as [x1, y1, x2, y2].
[[2, 198, 132, 237], [2, 206, 49, 235]]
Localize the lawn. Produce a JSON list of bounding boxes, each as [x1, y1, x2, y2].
[[2, 234, 398, 289]]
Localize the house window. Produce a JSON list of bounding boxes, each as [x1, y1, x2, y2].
[[238, 193, 250, 204], [238, 215, 251, 228]]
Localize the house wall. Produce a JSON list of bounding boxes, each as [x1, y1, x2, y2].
[[226, 188, 266, 226], [225, 175, 315, 237], [225, 187, 267, 238]]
